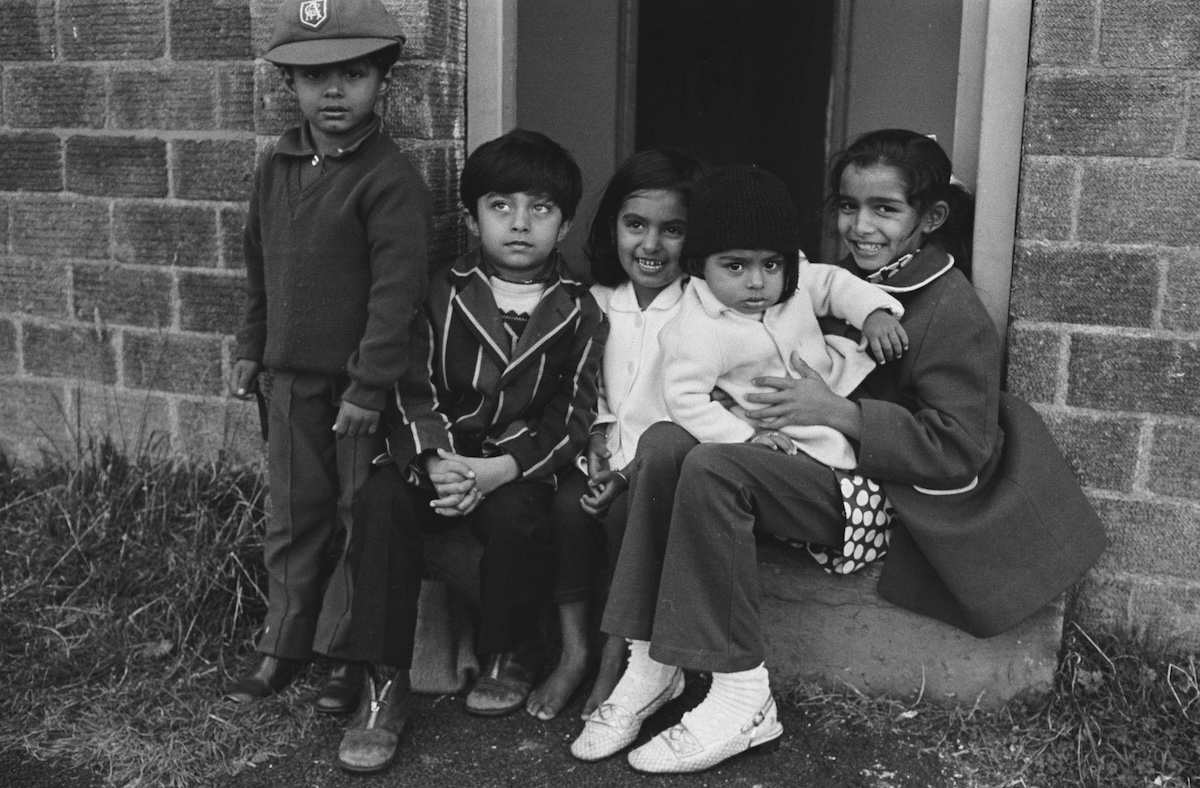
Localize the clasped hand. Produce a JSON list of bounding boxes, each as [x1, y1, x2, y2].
[[424, 449, 519, 518], [579, 429, 627, 519]]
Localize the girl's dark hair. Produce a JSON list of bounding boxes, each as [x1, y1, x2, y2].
[[584, 148, 704, 287], [460, 128, 584, 221], [827, 129, 976, 277]]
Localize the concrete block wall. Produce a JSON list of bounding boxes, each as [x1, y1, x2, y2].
[[1012, 0, 1200, 646], [0, 0, 467, 466]]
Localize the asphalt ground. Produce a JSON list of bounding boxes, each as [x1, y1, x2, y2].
[[1, 674, 956, 788]]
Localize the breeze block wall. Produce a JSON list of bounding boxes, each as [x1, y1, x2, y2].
[[1011, 0, 1200, 646], [0, 0, 466, 466]]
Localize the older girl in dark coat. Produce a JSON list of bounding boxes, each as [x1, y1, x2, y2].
[[570, 130, 1106, 774]]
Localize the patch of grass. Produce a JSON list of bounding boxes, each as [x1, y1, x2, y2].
[[2, 435, 1198, 787], [0, 435, 318, 787], [779, 623, 1199, 788]]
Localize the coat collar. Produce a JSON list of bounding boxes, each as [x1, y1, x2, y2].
[[447, 247, 587, 378], [839, 244, 956, 294]]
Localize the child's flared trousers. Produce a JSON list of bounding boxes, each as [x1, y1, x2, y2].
[[601, 421, 845, 674]]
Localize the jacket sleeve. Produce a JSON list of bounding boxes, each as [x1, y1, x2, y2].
[[805, 261, 903, 328], [235, 162, 267, 363], [660, 310, 756, 444], [855, 275, 1000, 489], [343, 158, 435, 412], [489, 296, 608, 481], [384, 308, 455, 469]]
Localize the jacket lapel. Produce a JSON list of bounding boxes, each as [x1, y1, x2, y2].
[[448, 253, 511, 367], [500, 254, 584, 386]]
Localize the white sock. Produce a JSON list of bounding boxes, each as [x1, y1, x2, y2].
[[680, 663, 771, 743], [604, 639, 676, 709]]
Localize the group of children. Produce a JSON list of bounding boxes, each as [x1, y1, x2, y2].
[[222, 0, 1105, 778]]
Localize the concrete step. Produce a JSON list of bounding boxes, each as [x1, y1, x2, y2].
[[423, 528, 1063, 709], [757, 539, 1062, 708]]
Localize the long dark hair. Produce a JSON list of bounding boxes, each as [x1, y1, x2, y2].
[[827, 129, 975, 277], [585, 148, 704, 287]]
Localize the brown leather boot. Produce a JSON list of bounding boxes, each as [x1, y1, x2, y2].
[[337, 669, 412, 773]]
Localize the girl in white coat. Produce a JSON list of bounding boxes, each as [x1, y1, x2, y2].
[[526, 148, 704, 721]]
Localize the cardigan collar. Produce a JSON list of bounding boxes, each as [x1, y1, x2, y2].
[[690, 277, 739, 318], [274, 115, 382, 160], [608, 277, 688, 313], [842, 244, 956, 294]]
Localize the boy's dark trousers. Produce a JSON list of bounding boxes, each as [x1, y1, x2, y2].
[[259, 370, 385, 661], [344, 463, 556, 667]]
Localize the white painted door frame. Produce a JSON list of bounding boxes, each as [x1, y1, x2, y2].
[[465, 0, 1031, 344], [954, 0, 1032, 344]]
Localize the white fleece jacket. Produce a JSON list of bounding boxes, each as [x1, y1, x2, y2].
[[659, 259, 903, 469]]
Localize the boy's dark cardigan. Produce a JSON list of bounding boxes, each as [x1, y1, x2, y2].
[[238, 117, 433, 412]]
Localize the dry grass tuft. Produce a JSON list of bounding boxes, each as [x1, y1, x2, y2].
[[0, 434, 317, 787], [2, 434, 1198, 787], [780, 622, 1200, 788]]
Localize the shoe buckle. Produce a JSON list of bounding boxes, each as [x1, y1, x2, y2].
[[741, 709, 766, 734]]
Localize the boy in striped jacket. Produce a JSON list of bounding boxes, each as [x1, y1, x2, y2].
[[336, 129, 607, 774]]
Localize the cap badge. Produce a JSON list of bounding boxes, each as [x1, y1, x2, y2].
[[299, 0, 329, 30]]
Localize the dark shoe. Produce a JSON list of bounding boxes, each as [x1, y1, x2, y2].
[[316, 661, 365, 715], [337, 672, 412, 773], [465, 649, 540, 717], [223, 655, 304, 703]]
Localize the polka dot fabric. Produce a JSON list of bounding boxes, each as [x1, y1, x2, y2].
[[773, 472, 895, 575]]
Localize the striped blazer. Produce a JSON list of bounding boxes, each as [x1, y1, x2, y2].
[[386, 248, 607, 484]]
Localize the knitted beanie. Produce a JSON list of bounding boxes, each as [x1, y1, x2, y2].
[[682, 165, 799, 262]]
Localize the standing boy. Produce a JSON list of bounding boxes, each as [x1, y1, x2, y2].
[[335, 129, 607, 773], [225, 0, 433, 717]]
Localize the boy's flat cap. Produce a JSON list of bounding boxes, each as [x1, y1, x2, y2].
[[264, 0, 404, 66]]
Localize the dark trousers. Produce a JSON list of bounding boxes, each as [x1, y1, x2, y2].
[[345, 464, 563, 666], [550, 469, 607, 605], [259, 370, 383, 660], [603, 422, 844, 673]]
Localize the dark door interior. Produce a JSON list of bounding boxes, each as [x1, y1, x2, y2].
[[635, 1, 836, 260]]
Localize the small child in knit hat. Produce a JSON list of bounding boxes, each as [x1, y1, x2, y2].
[[659, 163, 905, 470], [570, 165, 909, 773]]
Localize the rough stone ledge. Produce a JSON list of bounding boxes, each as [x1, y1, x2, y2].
[[423, 528, 1062, 710], [758, 539, 1061, 709]]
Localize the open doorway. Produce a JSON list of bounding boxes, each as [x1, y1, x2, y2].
[[478, 0, 1026, 337], [634, 1, 835, 260]]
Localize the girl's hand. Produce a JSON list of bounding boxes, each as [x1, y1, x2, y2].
[[334, 400, 380, 438], [860, 309, 909, 364], [580, 469, 628, 519], [745, 352, 863, 440], [709, 386, 736, 410], [748, 430, 797, 454], [586, 430, 612, 481]]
